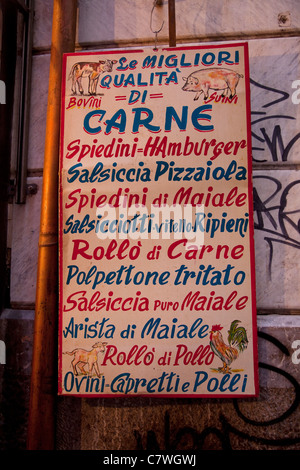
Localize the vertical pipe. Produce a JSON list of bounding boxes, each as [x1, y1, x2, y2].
[[27, 0, 77, 450], [15, 0, 34, 204], [168, 0, 176, 47]]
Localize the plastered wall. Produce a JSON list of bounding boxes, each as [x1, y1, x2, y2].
[[2, 0, 300, 450]]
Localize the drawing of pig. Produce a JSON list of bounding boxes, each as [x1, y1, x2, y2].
[[182, 68, 243, 101]]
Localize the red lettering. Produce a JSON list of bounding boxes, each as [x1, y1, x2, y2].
[[173, 344, 214, 366], [102, 345, 154, 366], [71, 239, 140, 261]]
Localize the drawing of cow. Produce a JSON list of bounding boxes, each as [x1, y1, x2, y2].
[[68, 59, 117, 95], [182, 67, 243, 101], [64, 341, 108, 377]]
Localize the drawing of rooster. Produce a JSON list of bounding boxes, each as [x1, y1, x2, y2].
[[209, 320, 248, 374]]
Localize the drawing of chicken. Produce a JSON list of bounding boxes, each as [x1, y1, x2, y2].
[[209, 320, 248, 374]]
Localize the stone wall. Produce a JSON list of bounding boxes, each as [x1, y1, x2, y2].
[[1, 0, 300, 450]]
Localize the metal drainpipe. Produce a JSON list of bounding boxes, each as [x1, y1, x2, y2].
[[27, 0, 77, 450]]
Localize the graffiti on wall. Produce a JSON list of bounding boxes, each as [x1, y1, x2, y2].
[[134, 331, 300, 450], [253, 176, 300, 277], [250, 79, 300, 163], [250, 74, 300, 278]]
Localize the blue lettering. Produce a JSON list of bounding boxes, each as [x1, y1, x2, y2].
[[100, 75, 112, 89], [193, 371, 243, 393], [124, 73, 135, 87], [83, 110, 106, 134], [201, 52, 215, 65], [105, 109, 127, 134], [218, 50, 234, 65], [165, 106, 188, 131], [192, 105, 214, 132], [64, 371, 74, 392], [165, 70, 178, 85], [132, 107, 160, 133], [165, 54, 178, 68]]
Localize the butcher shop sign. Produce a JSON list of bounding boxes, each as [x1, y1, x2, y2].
[[58, 43, 259, 397]]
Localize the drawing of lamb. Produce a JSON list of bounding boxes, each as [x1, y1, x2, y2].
[[64, 341, 108, 377]]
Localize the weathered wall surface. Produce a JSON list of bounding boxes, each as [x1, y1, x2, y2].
[[1, 0, 300, 450]]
